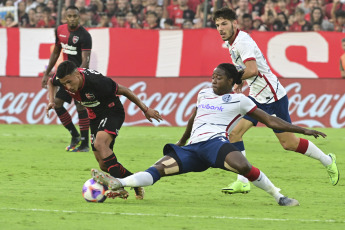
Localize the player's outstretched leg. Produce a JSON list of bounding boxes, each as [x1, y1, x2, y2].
[[326, 153, 339, 186]]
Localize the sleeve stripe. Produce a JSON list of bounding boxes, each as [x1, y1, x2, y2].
[[243, 57, 256, 63], [247, 105, 257, 114]]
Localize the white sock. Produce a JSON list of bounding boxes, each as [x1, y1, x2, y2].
[[251, 171, 284, 202], [237, 150, 249, 183], [304, 141, 332, 166], [117, 172, 154, 187]]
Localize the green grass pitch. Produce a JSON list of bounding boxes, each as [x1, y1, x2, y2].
[[0, 124, 344, 230]]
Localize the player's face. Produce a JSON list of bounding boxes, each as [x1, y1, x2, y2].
[[59, 71, 83, 94], [215, 18, 237, 42], [65, 9, 80, 29], [212, 67, 233, 95]]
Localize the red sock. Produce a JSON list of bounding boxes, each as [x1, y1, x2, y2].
[[244, 166, 260, 182], [295, 138, 309, 154]]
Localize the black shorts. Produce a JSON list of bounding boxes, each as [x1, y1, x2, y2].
[[90, 112, 125, 151], [55, 87, 72, 104]]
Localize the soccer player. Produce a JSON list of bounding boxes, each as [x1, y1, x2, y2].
[[41, 5, 92, 152], [212, 7, 339, 195], [46, 60, 163, 199], [91, 63, 327, 206]]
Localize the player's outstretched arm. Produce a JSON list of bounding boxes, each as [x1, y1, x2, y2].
[[249, 108, 327, 138], [176, 107, 197, 146], [117, 84, 163, 122], [46, 79, 58, 118]]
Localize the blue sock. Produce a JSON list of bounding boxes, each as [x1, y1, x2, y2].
[[145, 167, 161, 184], [232, 141, 245, 152]]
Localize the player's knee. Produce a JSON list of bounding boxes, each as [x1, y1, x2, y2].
[[229, 130, 243, 142], [153, 161, 179, 176], [93, 141, 105, 152]]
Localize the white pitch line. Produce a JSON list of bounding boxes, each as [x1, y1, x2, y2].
[[1, 207, 344, 223]]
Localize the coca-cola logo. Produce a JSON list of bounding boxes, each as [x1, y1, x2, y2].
[[0, 80, 344, 128]]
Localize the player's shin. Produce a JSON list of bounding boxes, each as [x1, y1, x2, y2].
[[103, 153, 132, 178], [232, 141, 249, 183], [296, 138, 332, 166]]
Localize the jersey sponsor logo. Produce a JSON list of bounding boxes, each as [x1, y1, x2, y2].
[[61, 42, 77, 55], [198, 103, 224, 111], [59, 34, 67, 38], [222, 94, 232, 103], [85, 93, 95, 100], [81, 101, 100, 107], [73, 36, 79, 44]]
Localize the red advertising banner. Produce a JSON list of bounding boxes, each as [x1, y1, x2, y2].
[[0, 28, 344, 78], [0, 77, 344, 128]]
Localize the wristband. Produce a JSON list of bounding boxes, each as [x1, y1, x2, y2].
[[143, 107, 149, 113]]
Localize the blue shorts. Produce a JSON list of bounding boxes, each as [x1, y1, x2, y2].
[[163, 137, 238, 174], [243, 95, 291, 133]]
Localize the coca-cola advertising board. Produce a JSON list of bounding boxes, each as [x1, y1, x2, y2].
[[0, 28, 344, 78], [0, 77, 344, 128]]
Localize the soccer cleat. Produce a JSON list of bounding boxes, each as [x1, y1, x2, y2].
[[69, 146, 90, 152], [133, 187, 145, 200], [91, 168, 122, 191], [66, 136, 81, 151], [326, 153, 339, 186], [278, 197, 300, 206], [105, 188, 129, 200], [221, 180, 251, 194]]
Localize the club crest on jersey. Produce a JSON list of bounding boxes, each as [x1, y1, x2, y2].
[[222, 94, 232, 103], [85, 93, 95, 100], [72, 36, 79, 44]]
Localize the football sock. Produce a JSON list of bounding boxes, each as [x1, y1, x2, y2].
[[78, 109, 89, 146], [245, 166, 283, 202], [118, 171, 155, 187], [295, 138, 332, 166], [233, 141, 249, 183], [103, 153, 133, 178], [55, 107, 79, 137]]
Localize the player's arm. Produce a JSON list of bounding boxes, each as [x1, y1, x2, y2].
[[241, 60, 258, 80], [80, 50, 91, 68], [45, 78, 58, 118], [117, 84, 163, 122], [42, 45, 61, 89], [233, 60, 257, 93], [176, 107, 197, 146], [248, 108, 327, 138]]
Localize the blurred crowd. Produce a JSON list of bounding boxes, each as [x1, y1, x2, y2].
[[0, 0, 344, 31]]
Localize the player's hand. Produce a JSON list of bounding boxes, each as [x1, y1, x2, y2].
[[42, 74, 49, 89], [303, 129, 327, 139], [233, 82, 244, 93], [46, 102, 55, 118], [144, 108, 163, 122]]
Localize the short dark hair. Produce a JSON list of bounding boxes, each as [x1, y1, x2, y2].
[[212, 7, 237, 22], [217, 63, 242, 85], [66, 5, 80, 12], [56, 61, 77, 79], [242, 13, 252, 20]]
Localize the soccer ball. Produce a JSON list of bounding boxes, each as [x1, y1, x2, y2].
[[82, 178, 108, 203]]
